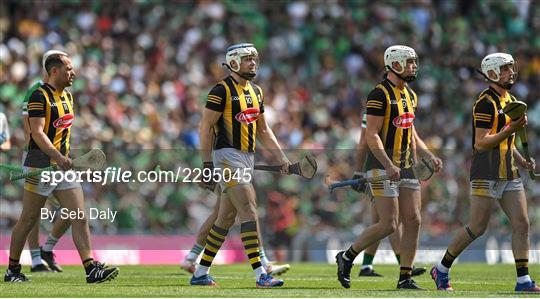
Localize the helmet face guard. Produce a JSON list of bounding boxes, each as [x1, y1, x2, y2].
[[481, 53, 517, 90], [384, 45, 418, 82], [225, 43, 259, 80]]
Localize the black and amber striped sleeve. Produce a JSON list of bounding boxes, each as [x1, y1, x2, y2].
[[365, 87, 387, 116], [205, 84, 226, 112], [27, 90, 46, 118], [473, 98, 495, 129]]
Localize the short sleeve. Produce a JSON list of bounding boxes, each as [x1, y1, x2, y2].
[[365, 88, 387, 116], [27, 90, 46, 118], [205, 84, 226, 112], [473, 98, 495, 129]]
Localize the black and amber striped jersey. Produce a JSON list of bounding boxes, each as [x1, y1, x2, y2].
[[205, 76, 264, 153], [364, 78, 418, 176], [470, 87, 519, 180], [25, 83, 74, 168]]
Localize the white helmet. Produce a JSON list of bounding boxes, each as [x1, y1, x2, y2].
[[225, 43, 258, 72], [481, 53, 516, 82], [42, 50, 68, 72], [384, 45, 418, 75]]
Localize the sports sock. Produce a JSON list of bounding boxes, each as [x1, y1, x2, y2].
[[42, 234, 59, 252], [437, 250, 456, 273], [8, 258, 21, 274], [240, 221, 265, 280], [343, 245, 359, 262], [515, 259, 531, 283], [196, 225, 228, 277], [399, 266, 412, 281], [361, 253, 375, 270], [185, 243, 204, 262], [83, 258, 94, 274], [259, 246, 269, 268], [30, 248, 43, 267]]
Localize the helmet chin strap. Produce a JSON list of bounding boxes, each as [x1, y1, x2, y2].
[[222, 63, 256, 81], [475, 68, 514, 90], [388, 67, 417, 82]]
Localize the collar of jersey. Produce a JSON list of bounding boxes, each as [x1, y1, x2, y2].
[[385, 77, 405, 91], [229, 75, 250, 90], [488, 86, 510, 102], [44, 83, 64, 96]]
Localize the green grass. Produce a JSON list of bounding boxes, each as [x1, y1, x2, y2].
[[1, 263, 539, 297]]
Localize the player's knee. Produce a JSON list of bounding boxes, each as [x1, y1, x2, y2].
[[69, 216, 88, 228], [467, 224, 486, 239], [19, 210, 40, 228], [402, 213, 421, 228], [512, 216, 530, 236], [237, 206, 257, 222], [17, 216, 39, 233], [380, 217, 398, 236], [222, 211, 236, 228]]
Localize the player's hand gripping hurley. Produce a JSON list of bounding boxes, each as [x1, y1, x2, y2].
[[503, 101, 536, 180], [10, 148, 107, 181], [254, 153, 318, 179], [326, 158, 436, 193]]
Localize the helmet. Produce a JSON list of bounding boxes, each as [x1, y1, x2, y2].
[[481, 53, 516, 89], [225, 43, 258, 73], [384, 45, 418, 75], [42, 50, 68, 72]]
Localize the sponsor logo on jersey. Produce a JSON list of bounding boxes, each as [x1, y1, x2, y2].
[[53, 113, 74, 129], [235, 108, 260, 124], [392, 112, 415, 128]]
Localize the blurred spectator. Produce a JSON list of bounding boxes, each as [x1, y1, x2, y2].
[[0, 0, 538, 243], [0, 112, 10, 151]]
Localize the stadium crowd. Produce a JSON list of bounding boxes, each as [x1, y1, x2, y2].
[[1, 0, 539, 249]]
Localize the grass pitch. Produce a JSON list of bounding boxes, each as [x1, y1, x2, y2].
[[1, 263, 539, 297]]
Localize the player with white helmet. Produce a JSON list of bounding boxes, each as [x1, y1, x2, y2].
[[336, 45, 442, 290], [191, 43, 291, 287], [431, 53, 538, 292]]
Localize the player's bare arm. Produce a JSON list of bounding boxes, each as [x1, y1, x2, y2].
[[355, 127, 368, 171], [256, 112, 291, 173], [513, 148, 535, 171], [22, 115, 31, 146], [28, 117, 71, 170], [365, 114, 399, 181], [413, 126, 443, 172], [474, 116, 526, 152], [198, 108, 222, 163]]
